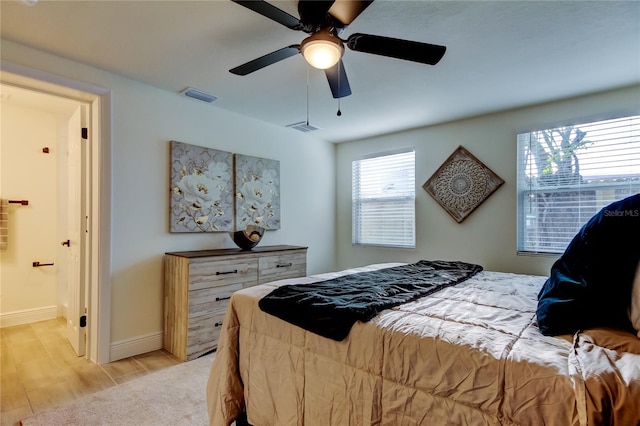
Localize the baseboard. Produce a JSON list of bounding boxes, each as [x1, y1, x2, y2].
[[58, 303, 68, 320], [109, 331, 163, 362], [0, 305, 58, 328]]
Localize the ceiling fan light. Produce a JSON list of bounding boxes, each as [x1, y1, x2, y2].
[[300, 30, 344, 70], [302, 41, 343, 69]]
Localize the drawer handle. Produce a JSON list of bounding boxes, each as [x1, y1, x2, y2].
[[276, 263, 292, 268], [214, 321, 223, 328], [215, 296, 231, 302], [216, 269, 238, 275]]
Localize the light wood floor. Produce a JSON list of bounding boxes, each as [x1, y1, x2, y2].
[[0, 318, 181, 426]]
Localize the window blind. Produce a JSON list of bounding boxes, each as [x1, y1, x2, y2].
[[352, 148, 415, 248], [517, 114, 640, 254]]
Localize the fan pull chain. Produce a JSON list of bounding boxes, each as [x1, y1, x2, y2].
[[337, 60, 342, 117], [306, 65, 310, 126]]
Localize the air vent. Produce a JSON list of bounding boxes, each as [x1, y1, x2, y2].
[[286, 121, 320, 132], [179, 87, 219, 104]]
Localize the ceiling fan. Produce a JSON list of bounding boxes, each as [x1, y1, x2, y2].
[[229, 0, 446, 99]]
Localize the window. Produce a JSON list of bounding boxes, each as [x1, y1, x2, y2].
[[517, 114, 640, 254], [352, 148, 415, 248]]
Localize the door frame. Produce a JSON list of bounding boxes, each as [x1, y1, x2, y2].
[[0, 61, 112, 364]]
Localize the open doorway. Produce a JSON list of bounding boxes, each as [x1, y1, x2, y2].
[[0, 65, 111, 364], [1, 83, 91, 358]]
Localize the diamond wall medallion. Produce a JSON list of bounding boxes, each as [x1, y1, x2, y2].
[[423, 146, 504, 223]]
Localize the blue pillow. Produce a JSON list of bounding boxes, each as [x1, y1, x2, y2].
[[536, 194, 640, 336]]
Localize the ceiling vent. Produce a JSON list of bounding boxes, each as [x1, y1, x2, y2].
[[179, 87, 219, 104], [286, 121, 320, 132]]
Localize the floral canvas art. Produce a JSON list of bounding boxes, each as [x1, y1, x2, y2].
[[234, 154, 280, 230], [170, 141, 234, 232]]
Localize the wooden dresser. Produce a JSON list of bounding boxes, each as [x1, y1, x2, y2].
[[163, 245, 307, 361]]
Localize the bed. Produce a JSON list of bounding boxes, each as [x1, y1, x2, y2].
[[205, 260, 640, 426]]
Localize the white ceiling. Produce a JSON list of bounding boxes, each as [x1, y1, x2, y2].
[[1, 0, 639, 143]]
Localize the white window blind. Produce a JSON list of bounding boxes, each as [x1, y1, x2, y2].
[[517, 114, 640, 254], [352, 148, 415, 248]]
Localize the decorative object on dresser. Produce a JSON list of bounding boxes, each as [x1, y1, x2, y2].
[[230, 225, 265, 250], [163, 245, 307, 361], [422, 145, 504, 223], [169, 141, 234, 232], [234, 153, 280, 230]]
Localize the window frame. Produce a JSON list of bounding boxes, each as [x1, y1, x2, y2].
[[516, 113, 640, 255], [352, 147, 416, 249]]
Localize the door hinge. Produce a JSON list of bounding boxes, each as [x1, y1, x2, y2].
[[81, 127, 88, 139], [80, 315, 87, 328]]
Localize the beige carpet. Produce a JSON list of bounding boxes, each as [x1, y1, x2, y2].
[[21, 354, 215, 426]]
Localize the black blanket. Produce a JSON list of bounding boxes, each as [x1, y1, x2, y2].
[[258, 260, 483, 341]]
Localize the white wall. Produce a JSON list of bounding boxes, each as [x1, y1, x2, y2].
[[0, 104, 61, 321], [107, 80, 337, 343], [1, 40, 337, 354], [336, 85, 640, 276]]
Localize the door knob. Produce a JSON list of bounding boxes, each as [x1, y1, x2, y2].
[[61, 240, 70, 247]]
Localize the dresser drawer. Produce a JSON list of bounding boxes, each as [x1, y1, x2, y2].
[[186, 286, 235, 359], [258, 251, 307, 284], [186, 311, 225, 359], [189, 283, 241, 318], [189, 257, 258, 291]]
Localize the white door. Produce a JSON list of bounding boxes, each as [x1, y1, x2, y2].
[[65, 105, 87, 357]]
